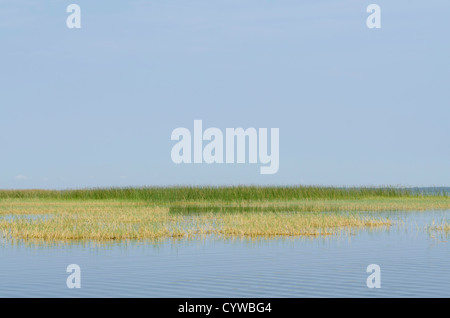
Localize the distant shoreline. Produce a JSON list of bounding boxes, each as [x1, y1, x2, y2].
[[1, 186, 449, 201]]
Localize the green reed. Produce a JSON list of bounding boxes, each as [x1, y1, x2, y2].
[[0, 186, 441, 202]]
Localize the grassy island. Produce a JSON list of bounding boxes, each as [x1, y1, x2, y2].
[[0, 186, 448, 241]]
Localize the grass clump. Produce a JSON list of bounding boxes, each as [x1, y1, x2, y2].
[[430, 222, 450, 232]]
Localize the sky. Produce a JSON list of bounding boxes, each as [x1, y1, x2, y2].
[[1, 0, 449, 189]]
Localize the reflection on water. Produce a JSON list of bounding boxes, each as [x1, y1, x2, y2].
[[0, 210, 449, 298]]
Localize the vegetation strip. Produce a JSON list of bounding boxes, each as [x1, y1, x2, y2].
[[0, 187, 448, 241]]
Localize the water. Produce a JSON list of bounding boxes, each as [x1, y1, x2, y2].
[[0, 210, 449, 297]]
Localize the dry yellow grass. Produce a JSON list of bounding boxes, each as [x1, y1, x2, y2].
[[0, 199, 393, 241]]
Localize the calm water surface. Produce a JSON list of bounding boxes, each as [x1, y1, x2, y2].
[[0, 210, 449, 297]]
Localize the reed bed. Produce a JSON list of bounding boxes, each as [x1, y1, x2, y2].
[[168, 197, 450, 214], [0, 186, 448, 241], [1, 186, 444, 202], [0, 199, 390, 241]]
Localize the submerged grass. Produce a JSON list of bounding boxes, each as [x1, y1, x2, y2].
[[431, 222, 450, 232], [0, 186, 448, 241]]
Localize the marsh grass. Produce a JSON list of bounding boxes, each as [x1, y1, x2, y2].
[[0, 186, 442, 202], [0, 199, 391, 241], [0, 186, 448, 242], [168, 197, 450, 215]]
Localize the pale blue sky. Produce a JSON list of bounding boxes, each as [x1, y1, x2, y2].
[[1, 0, 449, 189]]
